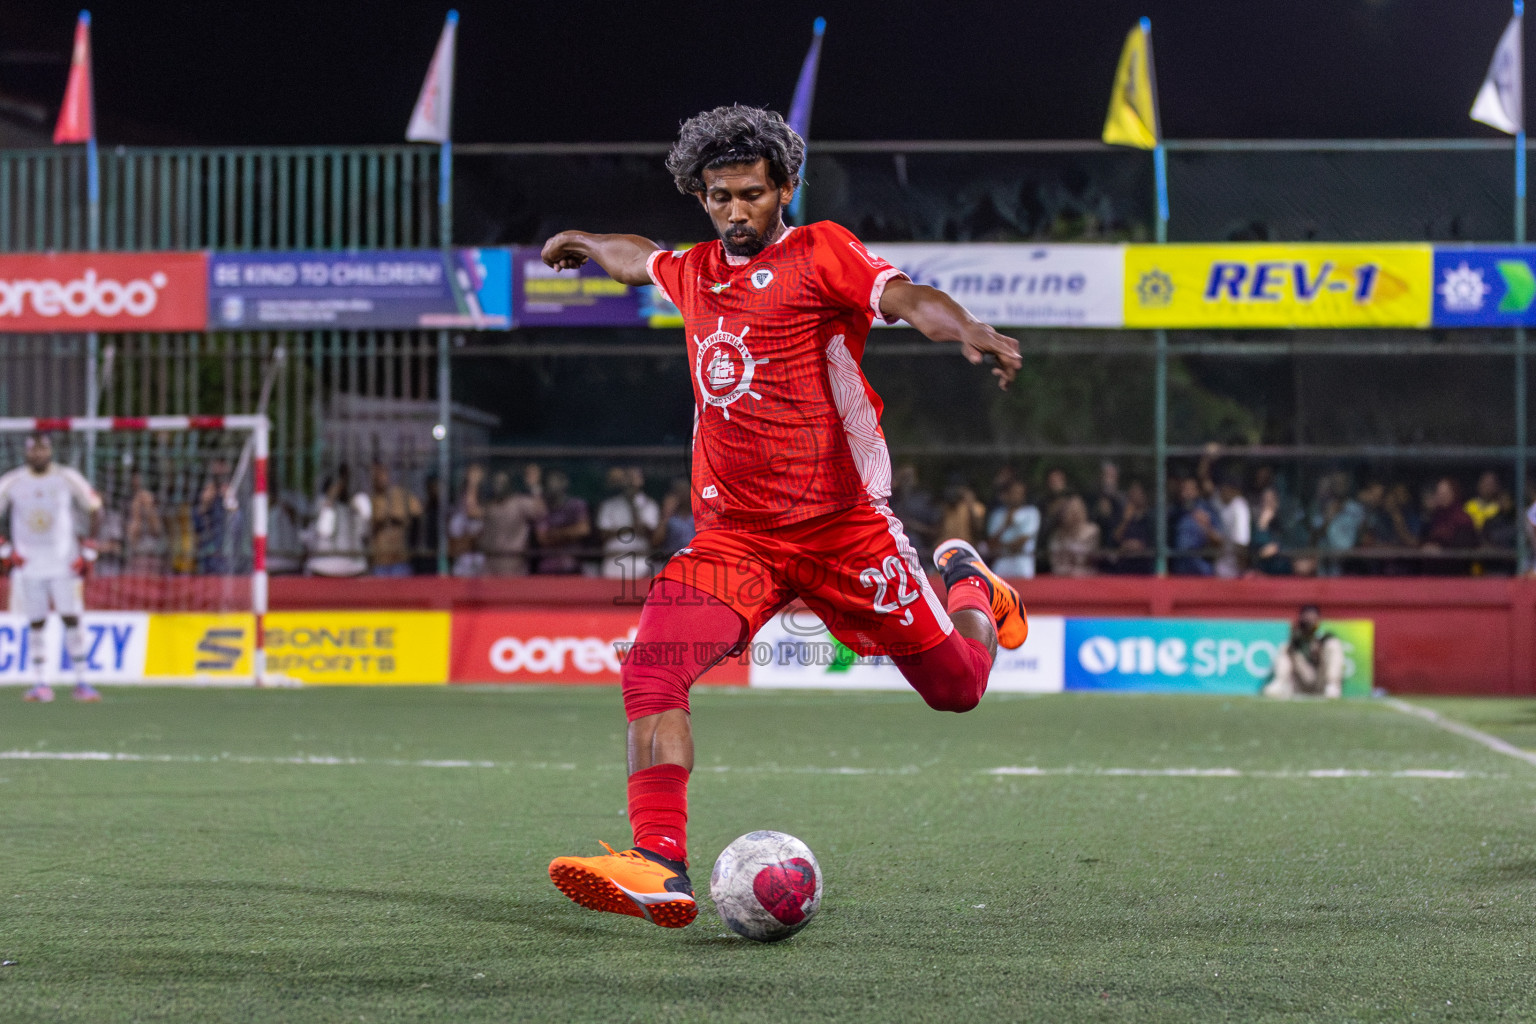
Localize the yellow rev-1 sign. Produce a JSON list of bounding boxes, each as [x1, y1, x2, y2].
[[1124, 244, 1431, 328]]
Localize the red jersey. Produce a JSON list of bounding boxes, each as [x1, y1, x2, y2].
[[646, 220, 908, 532]]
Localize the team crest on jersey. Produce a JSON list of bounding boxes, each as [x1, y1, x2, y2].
[[750, 268, 774, 290], [24, 508, 53, 535], [694, 317, 769, 420]]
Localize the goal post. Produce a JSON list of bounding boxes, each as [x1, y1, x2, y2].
[[0, 414, 272, 686]]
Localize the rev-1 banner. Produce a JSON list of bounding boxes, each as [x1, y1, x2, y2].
[[209, 249, 511, 330]]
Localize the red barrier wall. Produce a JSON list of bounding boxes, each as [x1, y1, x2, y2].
[[264, 575, 1536, 696], [5, 575, 1530, 694]]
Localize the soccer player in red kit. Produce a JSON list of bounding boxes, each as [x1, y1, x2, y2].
[[544, 105, 1027, 928]]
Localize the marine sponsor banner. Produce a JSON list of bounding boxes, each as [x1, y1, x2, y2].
[[878, 244, 1125, 327], [209, 249, 510, 330], [1124, 244, 1431, 328], [747, 612, 1066, 693], [1064, 618, 1373, 696], [449, 609, 748, 685], [261, 611, 449, 685], [1431, 247, 1536, 326], [512, 247, 647, 327], [0, 252, 208, 332], [0, 612, 150, 682]]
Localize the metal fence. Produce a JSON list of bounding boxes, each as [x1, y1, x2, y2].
[[0, 139, 1529, 575]]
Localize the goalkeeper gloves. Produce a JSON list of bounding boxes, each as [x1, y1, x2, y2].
[[0, 537, 21, 572], [71, 539, 98, 578]]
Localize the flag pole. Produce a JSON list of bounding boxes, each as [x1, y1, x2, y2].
[[1516, 0, 1531, 573], [787, 16, 825, 225], [79, 10, 101, 484], [1140, 15, 1171, 574], [437, 9, 457, 576]]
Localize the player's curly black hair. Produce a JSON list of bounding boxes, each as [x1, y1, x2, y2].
[[666, 104, 806, 196]]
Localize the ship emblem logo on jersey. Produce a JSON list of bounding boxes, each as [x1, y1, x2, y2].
[[750, 268, 774, 290], [695, 318, 769, 420]]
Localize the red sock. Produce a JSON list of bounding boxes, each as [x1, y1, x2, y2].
[[628, 763, 689, 864], [946, 575, 994, 621]]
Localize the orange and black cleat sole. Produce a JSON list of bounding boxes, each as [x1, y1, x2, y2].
[[549, 861, 699, 928]]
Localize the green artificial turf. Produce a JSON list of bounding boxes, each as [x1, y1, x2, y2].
[[1, 687, 1534, 1023]]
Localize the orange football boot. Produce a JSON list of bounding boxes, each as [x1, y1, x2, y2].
[[549, 842, 698, 928], [933, 538, 1030, 650]]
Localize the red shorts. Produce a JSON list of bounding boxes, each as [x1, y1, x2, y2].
[[655, 501, 954, 659]]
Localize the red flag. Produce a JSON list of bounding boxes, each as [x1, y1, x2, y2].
[[53, 12, 94, 144]]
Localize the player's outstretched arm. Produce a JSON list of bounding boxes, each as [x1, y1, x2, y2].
[[879, 279, 1022, 390], [540, 231, 660, 287]]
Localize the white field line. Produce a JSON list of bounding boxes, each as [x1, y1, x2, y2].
[[0, 749, 1500, 779], [1385, 698, 1536, 770]]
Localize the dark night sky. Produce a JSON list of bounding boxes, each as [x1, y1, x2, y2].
[[0, 0, 1526, 144]]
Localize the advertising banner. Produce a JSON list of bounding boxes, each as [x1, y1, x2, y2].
[[0, 612, 150, 682], [747, 612, 1066, 693], [261, 611, 449, 685], [1124, 244, 1431, 328], [209, 249, 510, 330], [512, 247, 647, 327], [878, 244, 1125, 327], [0, 252, 207, 332], [143, 613, 254, 681], [1431, 247, 1536, 326], [450, 608, 748, 685], [1063, 618, 1373, 696]]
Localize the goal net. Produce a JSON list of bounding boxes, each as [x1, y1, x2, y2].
[[0, 415, 272, 686]]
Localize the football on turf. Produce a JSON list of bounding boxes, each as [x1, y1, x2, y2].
[[710, 830, 823, 942]]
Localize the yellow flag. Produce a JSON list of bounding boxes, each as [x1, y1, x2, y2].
[[1102, 22, 1159, 150]]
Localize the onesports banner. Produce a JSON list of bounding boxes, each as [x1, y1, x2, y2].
[[1123, 244, 1432, 328], [0, 252, 208, 332], [1432, 247, 1536, 326], [1064, 618, 1374, 696], [877, 244, 1125, 327], [209, 249, 510, 330]]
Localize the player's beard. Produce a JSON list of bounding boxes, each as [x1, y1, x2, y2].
[[721, 211, 783, 258]]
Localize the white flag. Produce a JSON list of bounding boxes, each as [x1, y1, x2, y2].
[[1472, 13, 1523, 134], [406, 11, 458, 143]]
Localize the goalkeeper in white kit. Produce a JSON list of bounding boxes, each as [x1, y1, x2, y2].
[[0, 434, 104, 702]]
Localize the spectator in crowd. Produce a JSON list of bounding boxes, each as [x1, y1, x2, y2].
[[449, 463, 487, 577], [125, 470, 166, 575], [1480, 487, 1519, 567], [1421, 476, 1478, 574], [1262, 604, 1345, 699], [410, 475, 442, 576], [597, 465, 659, 580], [1036, 466, 1074, 573], [1108, 479, 1154, 574], [306, 465, 371, 578], [267, 470, 309, 576], [535, 469, 592, 575], [1247, 486, 1291, 576], [651, 477, 696, 568], [1171, 476, 1224, 576], [193, 459, 234, 575], [937, 477, 987, 548], [1091, 460, 1126, 541], [1381, 481, 1422, 575], [985, 478, 1040, 578], [368, 461, 422, 577], [1048, 494, 1100, 576], [1313, 471, 1364, 577], [1213, 469, 1251, 579], [890, 464, 940, 561], [95, 496, 125, 577], [481, 464, 546, 576], [1464, 470, 1502, 534]]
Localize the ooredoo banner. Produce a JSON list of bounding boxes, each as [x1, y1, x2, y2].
[[878, 244, 1125, 327], [0, 252, 208, 332], [450, 609, 749, 685]]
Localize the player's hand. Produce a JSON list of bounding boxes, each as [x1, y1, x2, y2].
[[540, 232, 590, 272], [72, 539, 98, 578], [959, 325, 1022, 390]]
